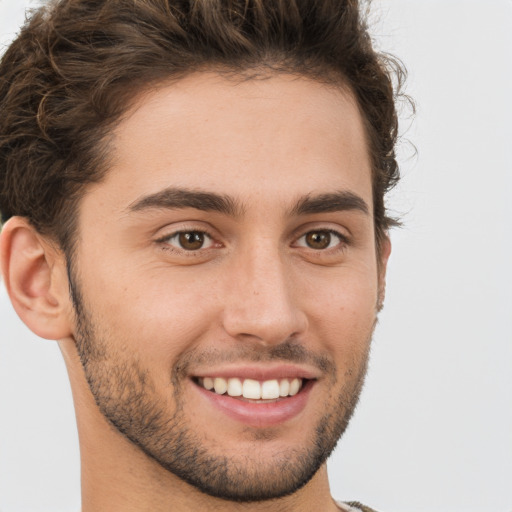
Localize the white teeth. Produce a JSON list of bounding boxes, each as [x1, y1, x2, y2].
[[227, 378, 242, 397], [243, 379, 261, 399], [261, 379, 280, 399], [279, 379, 290, 397], [289, 378, 301, 396], [213, 377, 227, 395], [200, 377, 304, 399], [203, 377, 214, 390]]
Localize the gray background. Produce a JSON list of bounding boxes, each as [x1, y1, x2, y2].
[[1, 1, 511, 510]]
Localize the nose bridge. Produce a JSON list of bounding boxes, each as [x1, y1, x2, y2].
[[222, 238, 307, 344]]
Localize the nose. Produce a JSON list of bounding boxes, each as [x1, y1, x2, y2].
[[221, 244, 308, 345]]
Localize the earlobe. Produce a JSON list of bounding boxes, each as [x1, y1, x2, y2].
[[0, 217, 72, 340]]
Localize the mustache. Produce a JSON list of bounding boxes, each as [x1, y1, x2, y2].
[[173, 340, 336, 377]]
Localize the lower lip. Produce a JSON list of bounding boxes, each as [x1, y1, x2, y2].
[[194, 380, 314, 428]]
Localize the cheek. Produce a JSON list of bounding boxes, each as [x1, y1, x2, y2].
[[303, 269, 378, 353], [80, 265, 218, 370]]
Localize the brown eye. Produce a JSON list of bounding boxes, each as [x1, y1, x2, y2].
[[305, 231, 332, 249], [164, 231, 214, 251], [295, 229, 345, 251], [178, 232, 206, 250]]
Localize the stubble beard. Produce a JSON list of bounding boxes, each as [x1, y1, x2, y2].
[[69, 273, 373, 503]]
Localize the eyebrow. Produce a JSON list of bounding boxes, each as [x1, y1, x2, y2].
[[127, 187, 242, 216], [290, 191, 369, 216], [127, 187, 369, 218]]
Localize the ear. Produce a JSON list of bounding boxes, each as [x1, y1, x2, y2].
[[377, 234, 392, 311], [0, 217, 73, 340]]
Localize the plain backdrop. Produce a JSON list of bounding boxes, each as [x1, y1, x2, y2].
[[1, 1, 511, 511]]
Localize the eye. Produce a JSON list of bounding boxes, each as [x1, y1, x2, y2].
[[163, 231, 214, 251], [295, 230, 346, 250]]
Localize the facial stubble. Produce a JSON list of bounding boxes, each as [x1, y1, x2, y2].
[[68, 270, 373, 503]]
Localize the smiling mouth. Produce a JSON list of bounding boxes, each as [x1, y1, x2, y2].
[[194, 377, 306, 402]]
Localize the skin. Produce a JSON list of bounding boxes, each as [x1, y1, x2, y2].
[[0, 72, 390, 512]]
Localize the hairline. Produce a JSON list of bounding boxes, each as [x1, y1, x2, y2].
[[58, 66, 385, 259]]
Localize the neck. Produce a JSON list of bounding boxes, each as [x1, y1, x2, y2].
[[81, 457, 338, 512]]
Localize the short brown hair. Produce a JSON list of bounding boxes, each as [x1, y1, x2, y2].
[[0, 0, 405, 256]]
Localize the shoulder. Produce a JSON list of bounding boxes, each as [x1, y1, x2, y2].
[[338, 501, 380, 512]]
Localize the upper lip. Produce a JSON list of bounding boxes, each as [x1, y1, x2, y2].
[[191, 364, 320, 381]]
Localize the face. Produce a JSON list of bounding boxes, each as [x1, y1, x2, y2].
[[68, 73, 387, 501]]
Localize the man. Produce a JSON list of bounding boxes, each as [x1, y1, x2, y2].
[[0, 1, 402, 511]]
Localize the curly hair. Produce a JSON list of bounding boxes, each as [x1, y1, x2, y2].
[[0, 0, 405, 256]]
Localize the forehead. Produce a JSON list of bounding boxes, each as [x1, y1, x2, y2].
[[85, 72, 372, 216]]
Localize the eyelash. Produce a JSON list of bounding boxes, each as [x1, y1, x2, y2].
[[156, 229, 218, 255], [294, 229, 349, 252], [156, 227, 349, 256]]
